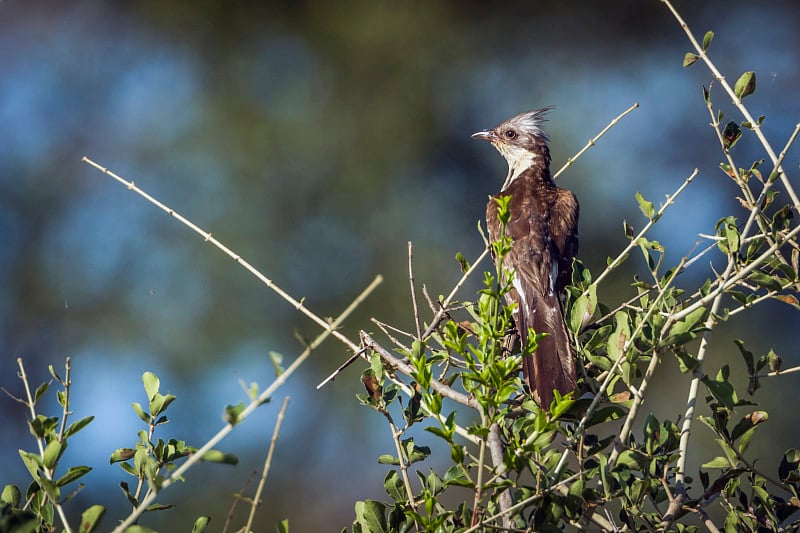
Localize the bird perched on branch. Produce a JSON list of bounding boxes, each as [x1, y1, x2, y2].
[[472, 108, 578, 408]]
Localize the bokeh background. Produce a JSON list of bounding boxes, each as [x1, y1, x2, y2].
[[2, 1, 799, 530]]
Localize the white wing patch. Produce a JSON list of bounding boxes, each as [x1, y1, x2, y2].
[[512, 271, 528, 315], [549, 262, 558, 297]]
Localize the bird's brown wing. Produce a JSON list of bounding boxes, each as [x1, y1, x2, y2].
[[487, 191, 578, 407], [551, 188, 580, 296]]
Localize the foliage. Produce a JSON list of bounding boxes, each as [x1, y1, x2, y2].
[[2, 3, 799, 533], [345, 10, 800, 533]]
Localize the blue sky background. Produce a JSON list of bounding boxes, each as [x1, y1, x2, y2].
[[2, 1, 799, 530]]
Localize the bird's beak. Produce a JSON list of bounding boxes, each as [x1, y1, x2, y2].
[[471, 130, 496, 142]]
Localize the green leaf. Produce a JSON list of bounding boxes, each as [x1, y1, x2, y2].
[[635, 191, 655, 220], [377, 454, 399, 465], [663, 307, 707, 346], [721, 121, 742, 150], [55, 465, 92, 487], [142, 372, 160, 401], [354, 500, 388, 533], [191, 516, 211, 533], [34, 382, 49, 404], [276, 519, 290, 533], [131, 402, 149, 423], [224, 403, 245, 425], [747, 271, 783, 291], [109, 448, 136, 464], [269, 351, 284, 377], [201, 450, 239, 465], [1, 484, 21, 506], [734, 339, 754, 374], [383, 470, 406, 503], [701, 456, 731, 469], [455, 251, 469, 273], [123, 527, 158, 533], [65, 416, 94, 438], [702, 371, 739, 409], [683, 52, 699, 67], [78, 505, 106, 533], [149, 393, 176, 418], [402, 439, 431, 464], [702, 30, 714, 50], [568, 284, 596, 334], [39, 477, 60, 503], [19, 450, 42, 481], [673, 349, 699, 373], [43, 440, 64, 469], [607, 311, 630, 361], [715, 438, 738, 467], [734, 71, 756, 99]]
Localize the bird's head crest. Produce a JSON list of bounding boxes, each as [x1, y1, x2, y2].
[[471, 107, 554, 189], [471, 107, 552, 147]]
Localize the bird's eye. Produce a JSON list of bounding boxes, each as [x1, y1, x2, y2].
[[504, 130, 517, 139]]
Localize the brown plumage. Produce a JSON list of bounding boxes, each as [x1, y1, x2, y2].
[[472, 108, 578, 408]]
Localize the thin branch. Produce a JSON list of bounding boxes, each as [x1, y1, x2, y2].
[[420, 248, 490, 340], [360, 331, 480, 411], [470, 415, 487, 528], [672, 221, 800, 322], [315, 347, 370, 390], [244, 396, 290, 533], [408, 241, 422, 339], [553, 102, 639, 180], [553, 252, 688, 481], [486, 422, 513, 530], [763, 364, 800, 378], [586, 168, 698, 294], [675, 286, 724, 486], [462, 472, 585, 532], [371, 318, 413, 352], [110, 276, 381, 533], [387, 416, 417, 508], [81, 157, 363, 352], [16, 358, 74, 533], [222, 470, 258, 533], [660, 0, 800, 209], [56, 358, 72, 441]]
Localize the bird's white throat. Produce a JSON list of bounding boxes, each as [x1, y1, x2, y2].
[[497, 143, 538, 191]]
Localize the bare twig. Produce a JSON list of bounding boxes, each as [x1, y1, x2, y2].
[[56, 358, 72, 441], [470, 414, 488, 528], [222, 470, 258, 533], [553, 102, 639, 180], [408, 241, 422, 339], [420, 248, 490, 339], [81, 157, 364, 353], [586, 168, 698, 295], [316, 347, 370, 390], [763, 364, 800, 378], [672, 222, 800, 323], [387, 415, 417, 508], [371, 318, 413, 352], [360, 331, 481, 411], [243, 396, 290, 533], [660, 0, 800, 209], [486, 422, 513, 530], [111, 276, 380, 533]]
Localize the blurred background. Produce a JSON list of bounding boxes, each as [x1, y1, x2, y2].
[[2, 1, 799, 530]]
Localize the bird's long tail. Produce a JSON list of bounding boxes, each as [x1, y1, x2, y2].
[[518, 293, 577, 409]]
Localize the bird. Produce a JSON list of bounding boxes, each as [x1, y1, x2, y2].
[[472, 108, 578, 409]]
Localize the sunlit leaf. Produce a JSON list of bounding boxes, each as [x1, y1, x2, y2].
[[734, 71, 756, 98], [702, 30, 714, 50]]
